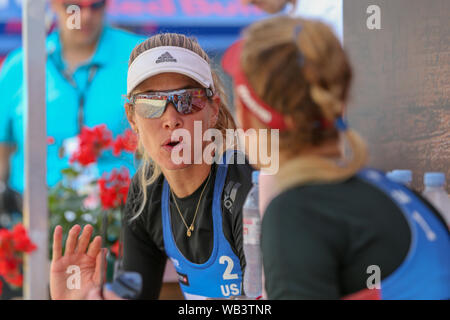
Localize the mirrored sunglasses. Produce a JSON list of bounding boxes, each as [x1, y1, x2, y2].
[[131, 88, 213, 119]]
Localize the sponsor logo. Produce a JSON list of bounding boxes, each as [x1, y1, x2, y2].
[[156, 52, 177, 64], [223, 181, 241, 211]]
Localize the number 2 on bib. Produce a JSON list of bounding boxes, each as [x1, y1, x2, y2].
[[219, 255, 239, 280]]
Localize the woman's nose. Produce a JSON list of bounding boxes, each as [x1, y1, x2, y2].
[[161, 103, 183, 129]]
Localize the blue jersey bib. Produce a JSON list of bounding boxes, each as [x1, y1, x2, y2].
[[161, 152, 243, 299], [358, 169, 450, 299]]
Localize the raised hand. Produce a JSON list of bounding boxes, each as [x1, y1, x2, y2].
[[50, 224, 104, 300]]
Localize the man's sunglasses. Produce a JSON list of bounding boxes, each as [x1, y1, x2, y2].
[[61, 0, 107, 10], [130, 88, 214, 119]]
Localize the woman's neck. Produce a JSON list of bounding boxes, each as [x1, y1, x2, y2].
[[162, 163, 213, 198]]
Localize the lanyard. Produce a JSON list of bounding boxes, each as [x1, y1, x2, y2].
[[50, 55, 99, 133]]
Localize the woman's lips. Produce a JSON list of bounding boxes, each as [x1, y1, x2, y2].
[[162, 137, 183, 152]]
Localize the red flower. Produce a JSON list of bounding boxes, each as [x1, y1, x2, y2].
[[47, 136, 55, 145], [0, 258, 18, 275], [71, 146, 97, 167], [0, 224, 37, 290], [5, 272, 23, 287], [11, 224, 37, 253], [112, 129, 138, 156], [110, 240, 122, 258], [98, 168, 131, 210], [70, 125, 113, 166], [0, 229, 13, 259]]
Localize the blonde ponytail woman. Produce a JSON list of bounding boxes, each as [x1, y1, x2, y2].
[[223, 16, 450, 299]]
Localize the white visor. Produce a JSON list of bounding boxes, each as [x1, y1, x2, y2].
[[127, 46, 214, 96]]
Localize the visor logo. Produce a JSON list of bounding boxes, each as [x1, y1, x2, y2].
[[156, 52, 177, 64]]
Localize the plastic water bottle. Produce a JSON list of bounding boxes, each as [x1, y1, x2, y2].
[[386, 170, 412, 187], [422, 172, 450, 228], [242, 171, 262, 298]]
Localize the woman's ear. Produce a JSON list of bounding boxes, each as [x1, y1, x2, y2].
[[124, 102, 138, 133]]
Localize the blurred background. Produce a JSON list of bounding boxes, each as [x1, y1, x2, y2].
[[0, 0, 268, 105]]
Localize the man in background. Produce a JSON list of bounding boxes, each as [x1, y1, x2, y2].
[[0, 0, 143, 194], [241, 0, 343, 42]]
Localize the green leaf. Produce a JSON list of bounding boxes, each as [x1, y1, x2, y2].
[[61, 167, 81, 178]]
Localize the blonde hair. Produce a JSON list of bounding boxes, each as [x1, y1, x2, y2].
[[128, 33, 237, 220], [241, 16, 368, 187]]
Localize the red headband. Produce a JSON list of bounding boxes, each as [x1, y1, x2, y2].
[[222, 40, 287, 131]]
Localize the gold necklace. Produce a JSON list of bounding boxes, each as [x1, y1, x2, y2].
[[170, 169, 212, 237]]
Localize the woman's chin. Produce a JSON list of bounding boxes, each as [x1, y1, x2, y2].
[[157, 148, 205, 171], [164, 162, 192, 171], [159, 156, 193, 171]]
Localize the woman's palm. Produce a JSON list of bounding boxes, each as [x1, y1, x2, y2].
[[50, 224, 104, 300]]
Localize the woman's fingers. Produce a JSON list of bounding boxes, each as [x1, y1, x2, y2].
[[64, 224, 81, 256], [86, 235, 102, 259], [75, 224, 94, 254], [93, 248, 108, 286], [52, 225, 63, 261]]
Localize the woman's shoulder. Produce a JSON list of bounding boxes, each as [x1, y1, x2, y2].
[[274, 172, 390, 196], [221, 152, 254, 196], [221, 150, 254, 178], [264, 174, 412, 232], [213, 151, 254, 217]]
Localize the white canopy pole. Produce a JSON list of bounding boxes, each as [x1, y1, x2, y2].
[[22, 0, 48, 300]]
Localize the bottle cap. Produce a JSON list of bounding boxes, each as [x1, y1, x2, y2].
[[386, 170, 412, 184], [252, 171, 260, 184], [424, 172, 445, 187]]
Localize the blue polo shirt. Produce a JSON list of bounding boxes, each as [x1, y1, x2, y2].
[[0, 25, 144, 193]]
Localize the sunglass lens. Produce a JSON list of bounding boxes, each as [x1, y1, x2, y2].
[[175, 94, 193, 114], [135, 100, 166, 119], [91, 0, 106, 10]]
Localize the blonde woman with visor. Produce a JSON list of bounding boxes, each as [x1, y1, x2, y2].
[[49, 33, 253, 300]]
